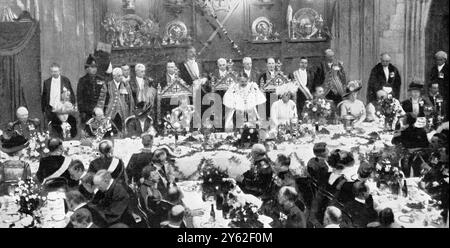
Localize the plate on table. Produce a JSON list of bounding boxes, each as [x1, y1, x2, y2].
[[199, 221, 226, 228], [398, 215, 415, 224], [183, 185, 198, 192], [189, 209, 205, 217]]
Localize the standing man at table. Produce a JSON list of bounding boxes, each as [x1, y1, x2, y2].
[[367, 53, 402, 103]]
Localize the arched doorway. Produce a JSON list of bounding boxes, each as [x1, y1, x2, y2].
[[425, 0, 449, 84]]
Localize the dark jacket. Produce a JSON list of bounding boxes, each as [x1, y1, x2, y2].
[[307, 157, 330, 189], [343, 199, 378, 228], [36, 155, 72, 184], [289, 69, 315, 111], [401, 98, 431, 117], [93, 180, 136, 227], [88, 157, 126, 182], [428, 63, 449, 119], [392, 126, 430, 149], [77, 74, 105, 116], [66, 203, 108, 228], [239, 69, 260, 84], [48, 115, 78, 140], [281, 204, 307, 228], [314, 61, 347, 90], [129, 76, 157, 116], [178, 61, 204, 86], [41, 76, 76, 116], [126, 150, 154, 183], [367, 63, 402, 103], [125, 116, 153, 138]]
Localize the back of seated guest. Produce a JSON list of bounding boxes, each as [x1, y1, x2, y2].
[[377, 208, 403, 228], [323, 206, 342, 228], [307, 142, 331, 188], [160, 205, 186, 228], [343, 182, 378, 228], [70, 208, 98, 228], [277, 186, 307, 228], [139, 166, 165, 228], [65, 190, 107, 228], [392, 113, 430, 149]]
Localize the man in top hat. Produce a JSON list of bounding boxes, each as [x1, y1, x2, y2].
[[42, 63, 76, 122], [339, 81, 366, 125], [36, 138, 75, 185], [85, 107, 118, 139], [428, 51, 449, 119], [97, 67, 135, 133], [288, 57, 315, 112], [129, 64, 157, 121], [0, 132, 32, 195], [77, 54, 106, 126], [8, 107, 40, 139], [125, 102, 155, 138], [315, 49, 347, 105], [401, 81, 431, 117], [367, 53, 402, 103], [88, 140, 126, 182]]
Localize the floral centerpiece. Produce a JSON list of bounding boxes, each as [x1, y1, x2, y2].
[[198, 158, 232, 200], [374, 159, 404, 194], [13, 178, 45, 218], [375, 95, 404, 131], [24, 132, 50, 160], [301, 98, 333, 125], [228, 202, 264, 228]]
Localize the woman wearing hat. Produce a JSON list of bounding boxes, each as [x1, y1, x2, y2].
[[339, 81, 366, 126], [270, 83, 299, 131], [0, 132, 32, 195], [401, 81, 431, 117], [48, 102, 78, 140]]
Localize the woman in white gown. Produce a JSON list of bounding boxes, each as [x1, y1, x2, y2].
[[223, 74, 266, 130], [339, 80, 366, 126], [270, 83, 299, 131]]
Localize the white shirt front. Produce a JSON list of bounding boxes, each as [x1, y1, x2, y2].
[[139, 119, 146, 132], [114, 80, 121, 90], [268, 70, 275, 78], [383, 66, 389, 82], [168, 73, 176, 82], [186, 59, 200, 78], [244, 69, 252, 78], [412, 99, 420, 116], [297, 69, 308, 87], [49, 76, 62, 108], [438, 64, 445, 72], [219, 70, 227, 78], [136, 77, 145, 90]]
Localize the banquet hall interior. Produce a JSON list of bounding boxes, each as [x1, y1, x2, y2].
[[0, 0, 448, 229]]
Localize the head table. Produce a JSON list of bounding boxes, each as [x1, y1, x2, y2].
[[0, 123, 446, 228]]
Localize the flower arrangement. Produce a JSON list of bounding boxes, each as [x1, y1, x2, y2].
[[373, 158, 404, 194], [13, 178, 44, 217], [302, 98, 333, 124], [198, 158, 232, 199], [228, 202, 264, 228], [375, 95, 404, 130], [24, 132, 50, 160]]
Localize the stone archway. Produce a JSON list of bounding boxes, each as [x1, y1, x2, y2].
[[425, 0, 449, 84]]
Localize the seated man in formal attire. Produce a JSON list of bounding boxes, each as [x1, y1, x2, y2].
[[307, 142, 331, 189], [68, 160, 95, 200], [48, 102, 78, 141], [160, 205, 187, 228], [36, 138, 76, 186], [401, 81, 431, 117], [240, 57, 259, 83], [69, 209, 98, 228], [8, 107, 40, 139], [88, 140, 126, 182], [323, 206, 342, 228], [92, 170, 136, 227], [289, 57, 315, 112], [366, 90, 405, 123], [0, 132, 32, 195], [223, 74, 266, 130], [339, 81, 366, 126], [151, 149, 176, 189], [85, 107, 118, 139], [97, 67, 135, 134], [316, 49, 347, 105], [65, 190, 107, 228], [277, 186, 307, 228], [270, 83, 298, 131], [342, 181, 378, 228], [392, 113, 430, 149], [367, 53, 402, 103], [126, 134, 154, 185], [125, 101, 156, 138], [210, 58, 229, 83]]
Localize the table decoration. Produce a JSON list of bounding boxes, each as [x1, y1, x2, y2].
[[228, 202, 264, 228]]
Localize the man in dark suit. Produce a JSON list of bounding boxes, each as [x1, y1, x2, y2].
[[315, 49, 347, 105], [289, 57, 315, 113], [92, 170, 136, 227], [178, 46, 207, 86], [66, 190, 107, 228], [88, 140, 127, 183], [77, 55, 106, 126], [8, 107, 40, 139], [240, 57, 259, 83], [428, 51, 449, 120], [401, 81, 431, 117], [36, 138, 76, 185], [41, 63, 75, 122], [343, 182, 378, 228], [367, 53, 402, 103], [126, 134, 154, 184], [129, 64, 157, 121]]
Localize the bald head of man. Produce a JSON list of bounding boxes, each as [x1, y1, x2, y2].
[[16, 107, 29, 123], [99, 140, 114, 157], [324, 206, 342, 227]]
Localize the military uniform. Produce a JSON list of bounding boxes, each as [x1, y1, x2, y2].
[[8, 119, 40, 139], [85, 117, 118, 138], [77, 74, 105, 125]]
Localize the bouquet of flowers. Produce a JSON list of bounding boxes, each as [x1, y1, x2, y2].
[[302, 98, 333, 124], [198, 158, 232, 199], [374, 159, 404, 193], [24, 132, 50, 160], [13, 178, 44, 217], [229, 202, 264, 228], [376, 95, 404, 130]]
